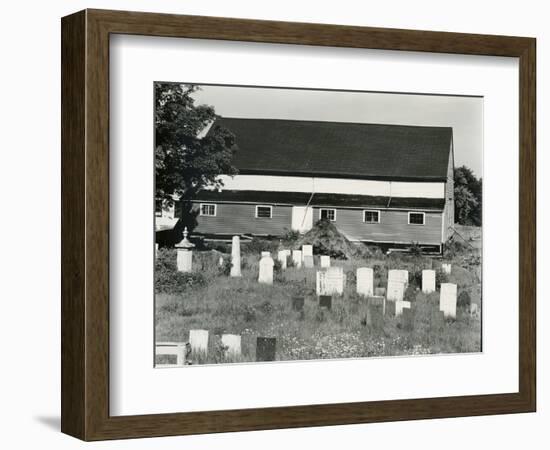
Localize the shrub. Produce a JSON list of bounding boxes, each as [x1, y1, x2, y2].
[[404, 286, 417, 303], [218, 257, 232, 276], [436, 270, 449, 289], [243, 237, 279, 255], [408, 241, 423, 257], [457, 290, 471, 309]]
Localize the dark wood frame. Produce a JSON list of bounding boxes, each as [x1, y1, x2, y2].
[[61, 9, 536, 441]]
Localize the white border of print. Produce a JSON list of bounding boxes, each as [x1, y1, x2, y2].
[[109, 34, 518, 416]]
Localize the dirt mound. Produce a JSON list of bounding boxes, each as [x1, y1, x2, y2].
[[295, 219, 359, 260]]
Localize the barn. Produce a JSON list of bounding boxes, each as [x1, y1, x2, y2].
[[170, 117, 455, 251]]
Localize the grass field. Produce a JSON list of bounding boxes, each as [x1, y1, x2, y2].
[[155, 226, 482, 365]]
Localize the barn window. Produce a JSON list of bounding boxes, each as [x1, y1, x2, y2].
[[319, 208, 336, 221], [363, 210, 380, 224], [200, 203, 217, 217], [408, 212, 425, 225], [155, 199, 163, 217], [255, 205, 273, 219]]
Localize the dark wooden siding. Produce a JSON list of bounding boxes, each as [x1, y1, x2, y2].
[[313, 207, 443, 245], [192, 202, 292, 236], [443, 142, 455, 242]]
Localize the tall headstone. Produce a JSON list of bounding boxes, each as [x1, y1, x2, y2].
[[221, 334, 242, 357], [189, 329, 209, 355], [388, 269, 409, 287], [386, 280, 405, 302], [302, 245, 313, 260], [320, 255, 331, 268], [278, 250, 289, 269], [440, 283, 457, 318], [422, 269, 436, 293], [441, 263, 452, 274], [316, 267, 344, 295], [395, 300, 411, 317], [356, 267, 374, 297], [175, 227, 195, 272], [230, 235, 241, 277], [292, 250, 302, 268], [258, 252, 274, 284], [256, 337, 277, 362]]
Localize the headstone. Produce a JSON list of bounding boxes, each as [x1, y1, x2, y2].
[[319, 295, 332, 309], [291, 296, 305, 311], [292, 250, 302, 268], [316, 267, 344, 295], [440, 283, 457, 318], [278, 250, 289, 269], [375, 287, 386, 297], [320, 255, 331, 268], [258, 252, 275, 284], [175, 227, 195, 272], [470, 303, 480, 318], [155, 243, 159, 257], [356, 267, 374, 297], [230, 235, 241, 277], [388, 269, 409, 287], [422, 269, 436, 293], [302, 245, 313, 260], [189, 329, 209, 355], [367, 301, 384, 332], [256, 337, 277, 362], [221, 334, 242, 357], [395, 300, 411, 317], [218, 256, 224, 267], [386, 280, 405, 302], [303, 255, 314, 268], [442, 263, 452, 274], [402, 306, 414, 331]]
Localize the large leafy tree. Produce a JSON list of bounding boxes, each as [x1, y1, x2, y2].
[[155, 83, 238, 237], [454, 165, 482, 226]]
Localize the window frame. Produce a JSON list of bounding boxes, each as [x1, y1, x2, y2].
[[319, 208, 337, 222], [363, 209, 380, 224], [255, 205, 273, 219], [199, 203, 217, 217], [408, 211, 426, 225]]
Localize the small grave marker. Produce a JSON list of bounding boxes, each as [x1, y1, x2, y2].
[[395, 300, 411, 317], [258, 252, 275, 284], [316, 267, 344, 295], [256, 337, 277, 362], [221, 334, 242, 357], [292, 250, 302, 268], [302, 245, 313, 260], [278, 250, 289, 269], [319, 295, 332, 310], [356, 267, 374, 297], [386, 280, 405, 302], [189, 329, 209, 355], [422, 269, 436, 293], [441, 263, 452, 274], [388, 269, 409, 287], [320, 255, 331, 268], [303, 255, 314, 268], [440, 283, 458, 318]]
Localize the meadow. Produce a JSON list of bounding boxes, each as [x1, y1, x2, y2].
[[155, 226, 481, 365]]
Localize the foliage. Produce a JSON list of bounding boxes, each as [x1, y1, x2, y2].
[[217, 257, 232, 276], [155, 83, 238, 232], [454, 165, 482, 226], [408, 241, 423, 257], [155, 248, 206, 293], [242, 237, 279, 255]]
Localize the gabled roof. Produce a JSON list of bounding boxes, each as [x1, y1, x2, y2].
[[211, 118, 453, 181], [194, 190, 445, 211]]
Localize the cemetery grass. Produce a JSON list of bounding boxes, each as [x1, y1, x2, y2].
[[155, 231, 482, 365]]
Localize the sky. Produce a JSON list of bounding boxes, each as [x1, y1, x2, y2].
[[191, 84, 483, 177]]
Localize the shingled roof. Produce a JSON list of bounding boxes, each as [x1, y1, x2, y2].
[[211, 118, 453, 181]]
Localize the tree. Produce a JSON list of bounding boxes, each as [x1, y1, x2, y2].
[[454, 165, 482, 226], [155, 83, 238, 238]]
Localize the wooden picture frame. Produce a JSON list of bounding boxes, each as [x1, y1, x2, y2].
[[61, 9, 536, 441]]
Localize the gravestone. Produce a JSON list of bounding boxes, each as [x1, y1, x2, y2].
[[256, 337, 277, 362], [367, 301, 384, 332], [218, 256, 224, 267], [221, 334, 242, 357], [440, 283, 458, 318], [230, 235, 242, 277], [441, 263, 452, 275], [388, 269, 409, 287], [175, 228, 195, 272], [320, 255, 331, 268], [316, 267, 344, 295], [189, 329, 209, 355], [303, 255, 314, 268], [356, 267, 374, 297], [470, 303, 480, 318], [319, 295, 332, 310], [395, 300, 411, 317], [386, 280, 405, 302], [258, 252, 275, 284], [292, 250, 302, 268], [155, 243, 159, 257], [422, 269, 436, 293], [402, 306, 414, 332], [278, 250, 289, 269], [291, 296, 305, 311], [375, 287, 386, 297], [302, 245, 313, 260]]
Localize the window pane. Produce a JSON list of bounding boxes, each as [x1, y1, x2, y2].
[[321, 209, 335, 221], [409, 213, 424, 224], [364, 211, 379, 223], [257, 206, 272, 218], [201, 204, 215, 216]]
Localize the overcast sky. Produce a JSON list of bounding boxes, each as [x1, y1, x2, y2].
[[191, 84, 483, 177]]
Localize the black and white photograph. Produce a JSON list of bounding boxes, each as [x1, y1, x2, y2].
[[154, 83, 483, 366]]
